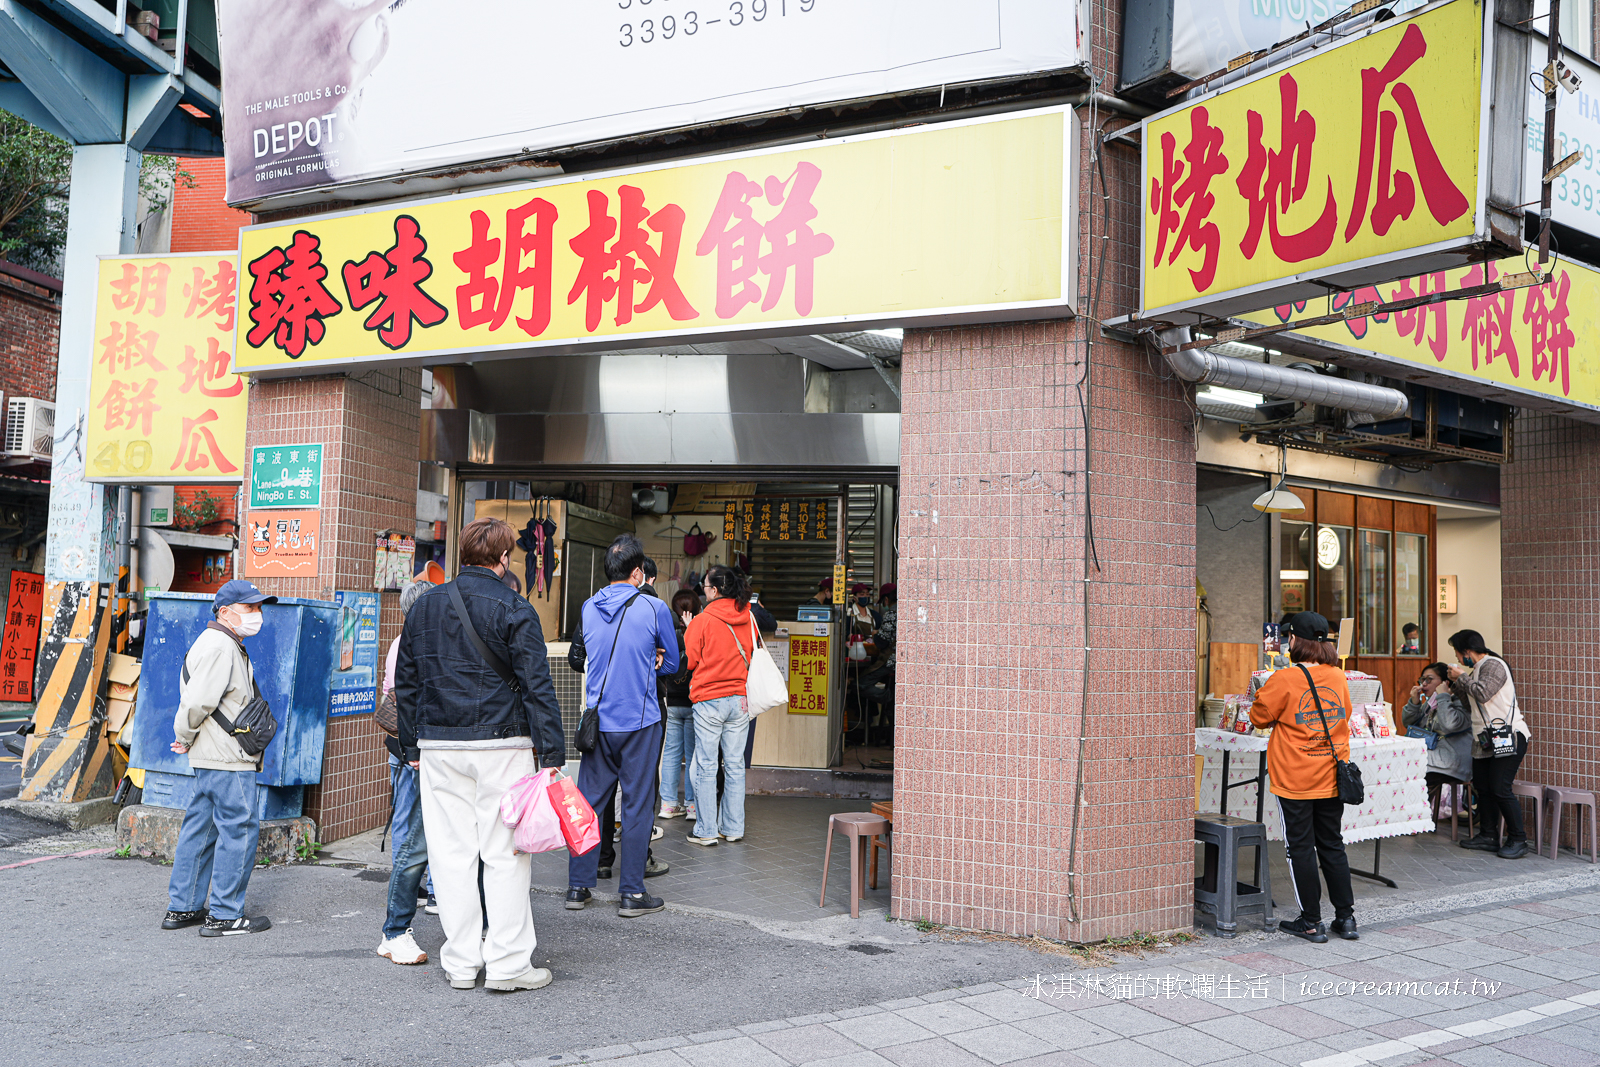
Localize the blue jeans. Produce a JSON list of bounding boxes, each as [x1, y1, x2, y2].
[[659, 704, 696, 808], [692, 696, 750, 840], [387, 756, 433, 894], [384, 757, 433, 939], [168, 768, 261, 921]]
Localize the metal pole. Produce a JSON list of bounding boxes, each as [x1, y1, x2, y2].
[[1540, 0, 1561, 264], [174, 0, 190, 77]]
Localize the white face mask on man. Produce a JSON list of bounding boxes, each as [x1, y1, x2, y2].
[[227, 607, 264, 637]]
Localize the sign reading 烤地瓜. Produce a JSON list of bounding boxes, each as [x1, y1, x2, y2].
[[248, 443, 323, 509], [1139, 0, 1520, 321], [216, 0, 1086, 205], [1241, 252, 1600, 417], [86, 253, 248, 484], [231, 108, 1078, 375]]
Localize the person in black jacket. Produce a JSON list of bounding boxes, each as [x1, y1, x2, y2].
[[396, 517, 565, 994]]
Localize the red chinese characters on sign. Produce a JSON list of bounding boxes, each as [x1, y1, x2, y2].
[[183, 259, 238, 332], [454, 196, 558, 338], [1459, 262, 1520, 376], [1389, 270, 1450, 361], [109, 262, 170, 317], [1344, 22, 1470, 243], [1331, 285, 1388, 341], [170, 409, 239, 473], [246, 230, 344, 359], [97, 379, 160, 436], [1523, 271, 1576, 396], [0, 571, 44, 702], [568, 186, 698, 331], [98, 321, 166, 374], [695, 162, 835, 319], [178, 337, 243, 399], [1237, 74, 1338, 264], [342, 215, 449, 350], [1150, 106, 1230, 291]]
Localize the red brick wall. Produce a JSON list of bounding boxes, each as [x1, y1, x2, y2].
[[170, 157, 253, 253], [1501, 412, 1600, 812], [244, 369, 421, 842], [0, 266, 62, 403]]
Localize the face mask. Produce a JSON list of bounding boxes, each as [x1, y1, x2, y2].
[[857, 596, 870, 606], [231, 610, 263, 637]]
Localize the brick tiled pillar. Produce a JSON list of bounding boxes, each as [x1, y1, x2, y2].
[[244, 369, 421, 842], [1502, 412, 1600, 801]]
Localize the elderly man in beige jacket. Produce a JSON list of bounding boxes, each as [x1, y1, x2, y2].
[[162, 580, 277, 937]]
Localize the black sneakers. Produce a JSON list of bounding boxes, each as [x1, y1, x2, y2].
[[1280, 916, 1329, 943], [644, 852, 669, 878], [564, 887, 592, 910], [1330, 916, 1360, 941], [199, 915, 272, 937], [617, 892, 665, 918], [161, 909, 208, 930], [1498, 839, 1530, 859], [1460, 833, 1499, 852], [596, 866, 613, 879]]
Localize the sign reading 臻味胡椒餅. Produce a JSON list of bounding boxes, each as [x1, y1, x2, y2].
[[248, 443, 322, 509], [1139, 0, 1521, 321], [231, 108, 1079, 376]]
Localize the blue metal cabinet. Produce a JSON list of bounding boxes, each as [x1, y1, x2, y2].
[[128, 592, 339, 787]]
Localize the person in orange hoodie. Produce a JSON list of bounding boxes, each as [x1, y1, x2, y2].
[[1249, 611, 1359, 944], [683, 564, 756, 846]]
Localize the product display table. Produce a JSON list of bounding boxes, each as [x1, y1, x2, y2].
[[1195, 727, 1434, 887]]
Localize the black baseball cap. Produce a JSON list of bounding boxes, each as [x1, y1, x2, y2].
[[1281, 611, 1332, 642]]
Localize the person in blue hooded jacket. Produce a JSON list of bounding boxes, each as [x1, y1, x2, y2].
[[565, 534, 680, 917]]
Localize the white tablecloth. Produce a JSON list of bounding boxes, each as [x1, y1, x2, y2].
[[1195, 728, 1434, 844]]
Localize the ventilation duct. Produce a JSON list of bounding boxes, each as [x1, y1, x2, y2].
[[1157, 328, 1409, 420]]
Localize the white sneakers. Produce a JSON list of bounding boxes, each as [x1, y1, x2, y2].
[[659, 803, 685, 818], [687, 833, 718, 846], [651, 824, 665, 841], [377, 929, 428, 965], [486, 967, 554, 993]]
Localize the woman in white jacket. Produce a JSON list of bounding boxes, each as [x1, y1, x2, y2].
[[1448, 630, 1533, 859]]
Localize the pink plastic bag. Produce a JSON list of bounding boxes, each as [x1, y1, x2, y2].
[[499, 769, 565, 855]]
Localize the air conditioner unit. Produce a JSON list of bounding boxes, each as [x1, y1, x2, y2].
[[3, 398, 54, 461]]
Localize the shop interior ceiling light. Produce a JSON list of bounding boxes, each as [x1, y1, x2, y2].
[[1252, 487, 1306, 513]]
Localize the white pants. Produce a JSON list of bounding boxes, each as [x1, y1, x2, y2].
[[419, 747, 537, 982]]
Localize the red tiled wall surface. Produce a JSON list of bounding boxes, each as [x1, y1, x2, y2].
[[1501, 412, 1600, 815], [244, 369, 421, 842], [892, 2, 1196, 941], [170, 157, 253, 253], [0, 269, 62, 402]]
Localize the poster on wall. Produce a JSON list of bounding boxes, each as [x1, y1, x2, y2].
[[243, 509, 321, 577], [218, 0, 1088, 204], [0, 571, 45, 702], [373, 532, 416, 592], [85, 253, 248, 484], [328, 590, 380, 717], [787, 633, 830, 715]]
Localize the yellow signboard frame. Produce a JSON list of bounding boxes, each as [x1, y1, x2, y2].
[[233, 106, 1080, 376], [86, 252, 249, 484], [1138, 0, 1520, 321]]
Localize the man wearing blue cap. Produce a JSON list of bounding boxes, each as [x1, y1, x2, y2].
[[162, 579, 277, 936]]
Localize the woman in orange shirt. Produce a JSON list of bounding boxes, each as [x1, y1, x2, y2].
[[1249, 612, 1358, 944]]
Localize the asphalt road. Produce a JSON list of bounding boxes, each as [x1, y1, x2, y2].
[[0, 849, 1062, 1067]]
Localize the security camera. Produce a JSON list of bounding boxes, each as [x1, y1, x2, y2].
[[1558, 60, 1582, 94]]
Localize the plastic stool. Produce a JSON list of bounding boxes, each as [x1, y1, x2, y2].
[[1511, 779, 1545, 851], [1433, 780, 1474, 842], [821, 812, 890, 918], [869, 801, 893, 890], [1194, 814, 1272, 937], [1544, 787, 1599, 863]]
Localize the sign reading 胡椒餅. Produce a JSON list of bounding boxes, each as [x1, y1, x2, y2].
[[248, 443, 322, 508], [1140, 0, 1517, 320], [216, 0, 1086, 204], [232, 108, 1078, 375], [1241, 253, 1600, 417], [86, 253, 248, 483]]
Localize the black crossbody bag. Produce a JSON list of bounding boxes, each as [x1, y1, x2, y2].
[[575, 592, 642, 754], [1297, 663, 1364, 806], [181, 622, 278, 759]]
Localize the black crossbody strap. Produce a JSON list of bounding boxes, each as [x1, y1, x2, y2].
[[447, 580, 522, 693], [593, 592, 643, 709], [1297, 663, 1345, 765], [182, 622, 259, 733]]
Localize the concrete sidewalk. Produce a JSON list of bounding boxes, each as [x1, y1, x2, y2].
[[534, 868, 1600, 1067]]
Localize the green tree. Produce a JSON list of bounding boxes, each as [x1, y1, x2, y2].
[[0, 112, 70, 269]]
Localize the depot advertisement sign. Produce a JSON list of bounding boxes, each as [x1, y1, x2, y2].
[[1139, 0, 1509, 320], [232, 108, 1078, 375], [217, 0, 1086, 204], [1242, 255, 1600, 418]]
